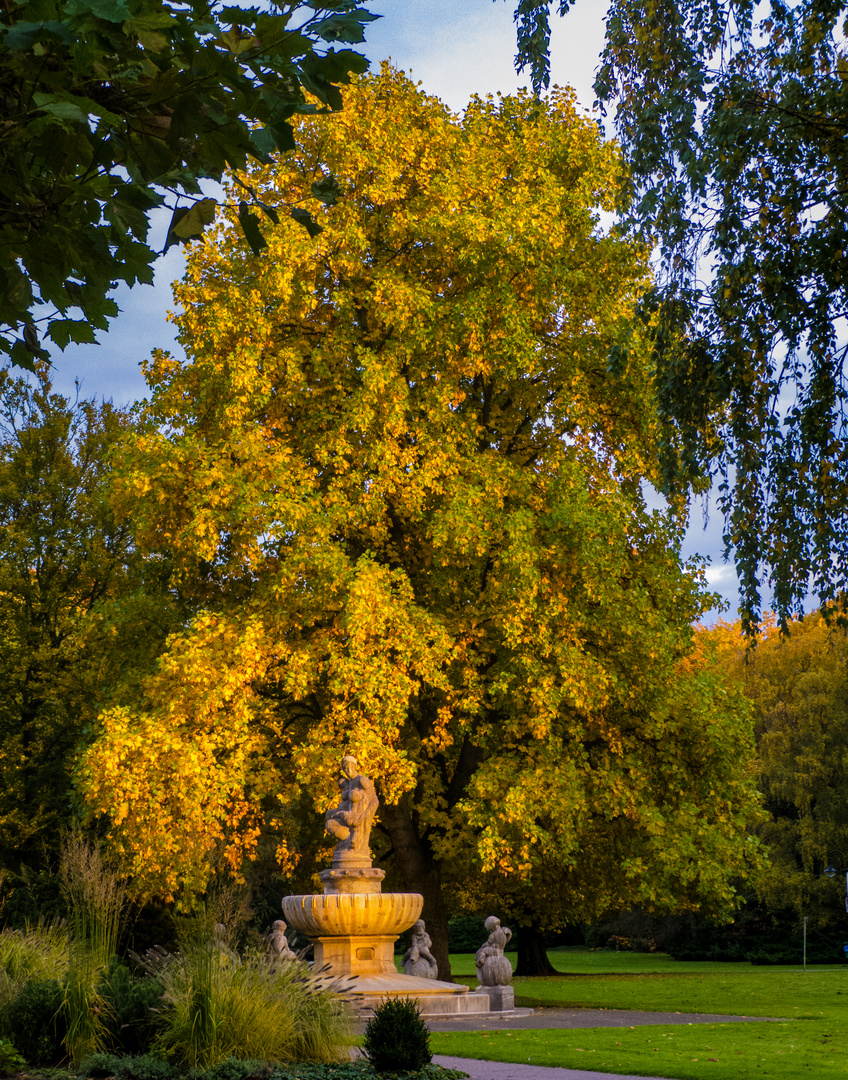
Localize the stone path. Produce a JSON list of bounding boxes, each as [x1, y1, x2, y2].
[[433, 1056, 667, 1080]]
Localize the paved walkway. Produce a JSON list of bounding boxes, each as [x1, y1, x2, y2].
[[428, 1006, 783, 1080], [433, 1056, 667, 1080]]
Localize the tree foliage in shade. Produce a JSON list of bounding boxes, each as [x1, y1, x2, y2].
[[0, 0, 376, 368], [515, 0, 848, 631], [77, 69, 762, 973], [0, 366, 180, 872]]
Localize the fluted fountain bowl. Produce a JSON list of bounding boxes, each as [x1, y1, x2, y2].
[[281, 892, 423, 939]]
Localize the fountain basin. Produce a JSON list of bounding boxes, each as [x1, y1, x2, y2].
[[282, 892, 423, 977], [282, 892, 422, 938]]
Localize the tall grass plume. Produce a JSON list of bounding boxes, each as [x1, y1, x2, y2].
[[58, 834, 125, 1065]]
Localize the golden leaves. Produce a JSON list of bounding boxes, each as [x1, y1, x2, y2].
[[77, 67, 759, 914]]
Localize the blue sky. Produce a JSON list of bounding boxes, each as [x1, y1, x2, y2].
[[42, 0, 740, 617]]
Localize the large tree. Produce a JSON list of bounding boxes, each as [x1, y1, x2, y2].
[[514, 1, 848, 630], [78, 68, 762, 976], [0, 365, 181, 873], [0, 0, 375, 367]]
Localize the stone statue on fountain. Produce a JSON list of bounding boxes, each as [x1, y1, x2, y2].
[[324, 754, 379, 868]]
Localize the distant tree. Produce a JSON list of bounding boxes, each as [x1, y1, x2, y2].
[[513, 0, 848, 631], [78, 68, 762, 976], [0, 365, 180, 872], [0, 0, 376, 368], [701, 612, 848, 926]]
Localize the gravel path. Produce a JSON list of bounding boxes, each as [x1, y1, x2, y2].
[[427, 1006, 783, 1032]]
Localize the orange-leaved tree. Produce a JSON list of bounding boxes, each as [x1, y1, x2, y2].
[[77, 67, 761, 975], [700, 612, 848, 927]]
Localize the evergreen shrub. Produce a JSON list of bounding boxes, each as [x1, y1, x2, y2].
[[99, 958, 162, 1053], [446, 916, 486, 954], [79, 1053, 177, 1080], [362, 997, 431, 1073], [0, 977, 65, 1065]]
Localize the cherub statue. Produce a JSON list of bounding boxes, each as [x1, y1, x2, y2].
[[324, 754, 379, 867], [475, 915, 513, 987], [402, 919, 438, 979], [267, 919, 297, 961]]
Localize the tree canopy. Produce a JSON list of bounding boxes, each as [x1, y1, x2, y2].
[[77, 68, 762, 973], [702, 612, 848, 927], [0, 0, 375, 368], [516, 0, 848, 630]]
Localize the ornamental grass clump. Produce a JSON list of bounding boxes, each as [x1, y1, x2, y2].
[[362, 997, 432, 1074], [142, 910, 352, 1068], [0, 919, 68, 1009], [59, 834, 125, 1066]]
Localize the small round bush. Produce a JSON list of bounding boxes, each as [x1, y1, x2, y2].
[[362, 997, 431, 1074], [0, 977, 65, 1065], [79, 1052, 124, 1078]]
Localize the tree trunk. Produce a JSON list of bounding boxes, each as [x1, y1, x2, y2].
[[379, 801, 453, 981], [515, 922, 558, 976]]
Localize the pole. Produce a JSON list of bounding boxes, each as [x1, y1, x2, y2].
[[803, 916, 807, 971]]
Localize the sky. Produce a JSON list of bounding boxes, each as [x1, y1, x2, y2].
[[41, 0, 740, 617]]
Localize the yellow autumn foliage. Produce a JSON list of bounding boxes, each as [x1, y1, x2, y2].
[[77, 70, 761, 955]]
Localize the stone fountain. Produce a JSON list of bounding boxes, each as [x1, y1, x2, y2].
[[281, 754, 491, 1017]]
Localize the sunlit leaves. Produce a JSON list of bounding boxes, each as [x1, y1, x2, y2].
[[702, 611, 848, 925], [0, 366, 178, 871]]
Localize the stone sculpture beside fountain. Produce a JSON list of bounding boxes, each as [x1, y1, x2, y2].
[[474, 914, 515, 1011], [267, 919, 297, 961], [402, 919, 438, 979], [281, 753, 504, 1017]]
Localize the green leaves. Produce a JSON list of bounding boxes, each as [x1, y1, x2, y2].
[[0, 0, 376, 363], [289, 206, 323, 238], [552, 0, 848, 629], [237, 201, 268, 255], [166, 198, 219, 251], [312, 6, 380, 44], [64, 0, 131, 21]]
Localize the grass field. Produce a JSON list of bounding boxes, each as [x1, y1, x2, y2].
[[427, 949, 848, 1079]]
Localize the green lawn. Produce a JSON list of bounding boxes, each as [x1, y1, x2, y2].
[[428, 949, 848, 1079]]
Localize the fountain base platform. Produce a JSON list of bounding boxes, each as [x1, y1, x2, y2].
[[332, 973, 513, 1018]]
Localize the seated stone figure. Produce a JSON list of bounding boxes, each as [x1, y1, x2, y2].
[[402, 919, 438, 979], [267, 919, 297, 961], [475, 915, 513, 987]]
